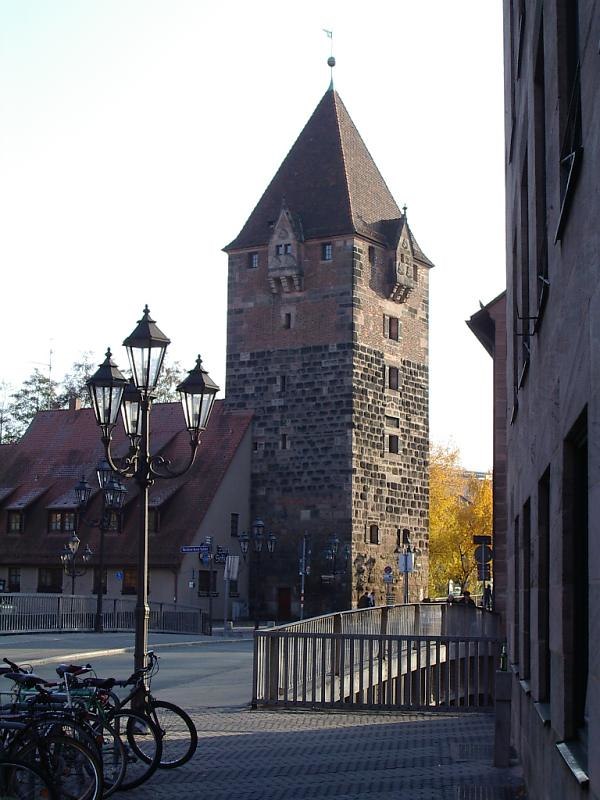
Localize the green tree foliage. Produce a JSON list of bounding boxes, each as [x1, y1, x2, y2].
[[58, 351, 96, 408], [428, 444, 492, 598], [5, 369, 59, 440]]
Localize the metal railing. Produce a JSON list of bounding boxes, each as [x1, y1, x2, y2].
[[253, 603, 502, 711], [0, 593, 209, 635]]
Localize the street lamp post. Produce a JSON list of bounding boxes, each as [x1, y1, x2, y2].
[[237, 519, 277, 628], [60, 532, 93, 595], [75, 463, 127, 632], [86, 306, 219, 675], [298, 532, 311, 621], [398, 529, 421, 604]]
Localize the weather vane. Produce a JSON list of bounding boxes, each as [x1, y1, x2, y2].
[[323, 29, 335, 89]]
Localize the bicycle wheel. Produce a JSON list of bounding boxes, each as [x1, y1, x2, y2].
[[107, 710, 161, 791], [89, 719, 126, 798], [15, 734, 103, 800], [148, 700, 198, 768], [0, 758, 58, 800]]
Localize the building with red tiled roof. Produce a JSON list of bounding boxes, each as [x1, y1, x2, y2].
[[0, 399, 252, 613]]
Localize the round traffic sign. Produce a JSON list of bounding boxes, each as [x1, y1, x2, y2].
[[474, 545, 493, 563], [383, 565, 393, 574]]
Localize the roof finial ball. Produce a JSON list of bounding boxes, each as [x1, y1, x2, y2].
[[327, 56, 336, 68]]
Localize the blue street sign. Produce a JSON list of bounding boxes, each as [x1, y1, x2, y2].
[[115, 571, 124, 580], [180, 546, 204, 553]]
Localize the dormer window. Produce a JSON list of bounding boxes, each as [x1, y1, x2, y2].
[[284, 243, 292, 255], [321, 243, 333, 261], [7, 512, 23, 534], [48, 511, 76, 533]]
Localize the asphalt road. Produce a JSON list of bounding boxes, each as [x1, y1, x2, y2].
[[85, 640, 255, 709], [0, 632, 255, 709]]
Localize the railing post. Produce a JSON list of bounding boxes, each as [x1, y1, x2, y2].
[[333, 613, 342, 676], [268, 632, 280, 703]]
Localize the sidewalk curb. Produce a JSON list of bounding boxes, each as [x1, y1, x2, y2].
[[27, 634, 255, 667]]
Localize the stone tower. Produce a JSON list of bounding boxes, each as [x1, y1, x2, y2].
[[224, 86, 433, 619]]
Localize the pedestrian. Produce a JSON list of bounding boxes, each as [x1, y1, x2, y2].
[[483, 585, 493, 610], [357, 591, 370, 609], [460, 590, 475, 607], [367, 590, 375, 607]]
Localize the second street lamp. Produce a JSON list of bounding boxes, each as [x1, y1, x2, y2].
[[60, 532, 92, 595], [75, 465, 127, 632], [237, 519, 277, 628], [86, 306, 219, 677]]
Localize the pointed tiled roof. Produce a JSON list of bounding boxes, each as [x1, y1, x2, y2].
[[225, 88, 404, 251]]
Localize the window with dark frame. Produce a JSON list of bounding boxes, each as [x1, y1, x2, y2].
[[369, 524, 380, 545], [197, 570, 217, 596], [107, 511, 122, 533], [563, 411, 588, 745], [388, 366, 399, 391], [283, 243, 292, 255], [280, 433, 289, 450], [247, 252, 259, 269], [385, 416, 400, 428], [47, 511, 76, 533], [533, 19, 549, 320], [38, 567, 63, 594], [122, 568, 137, 595], [230, 513, 239, 538], [368, 246, 375, 265], [521, 499, 531, 681], [537, 467, 551, 703], [279, 375, 287, 393], [388, 434, 399, 455], [555, 0, 582, 241], [283, 312, 292, 329], [228, 579, 239, 597], [513, 514, 520, 665], [7, 512, 23, 534], [321, 242, 333, 261], [388, 317, 399, 341], [8, 567, 20, 593]]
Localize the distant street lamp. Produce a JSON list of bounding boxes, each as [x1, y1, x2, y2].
[[75, 462, 127, 632], [86, 306, 219, 675], [60, 532, 92, 595], [237, 519, 277, 627], [398, 528, 421, 604]]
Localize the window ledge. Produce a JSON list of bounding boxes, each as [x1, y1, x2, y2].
[[510, 662, 520, 677], [534, 701, 551, 726], [519, 678, 531, 695], [556, 741, 589, 786]]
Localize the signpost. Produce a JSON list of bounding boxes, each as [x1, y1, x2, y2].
[[473, 536, 493, 607], [223, 555, 240, 632]]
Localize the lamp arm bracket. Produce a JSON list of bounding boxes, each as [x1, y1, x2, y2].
[[148, 441, 198, 480], [101, 437, 137, 479]]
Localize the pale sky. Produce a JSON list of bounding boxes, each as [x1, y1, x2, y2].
[[0, 1, 505, 471]]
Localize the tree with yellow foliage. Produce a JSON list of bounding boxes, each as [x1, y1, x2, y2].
[[428, 445, 492, 598]]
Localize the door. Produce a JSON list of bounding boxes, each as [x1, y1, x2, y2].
[[277, 587, 292, 621]]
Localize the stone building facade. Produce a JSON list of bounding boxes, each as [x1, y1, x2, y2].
[[468, 292, 508, 626], [503, 2, 599, 797], [224, 87, 433, 619]]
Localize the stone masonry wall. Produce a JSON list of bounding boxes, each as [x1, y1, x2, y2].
[[225, 232, 430, 616]]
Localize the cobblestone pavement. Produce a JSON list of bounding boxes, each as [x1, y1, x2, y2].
[[126, 707, 527, 800]]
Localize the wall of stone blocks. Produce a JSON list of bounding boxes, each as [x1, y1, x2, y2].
[[225, 231, 430, 615]]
